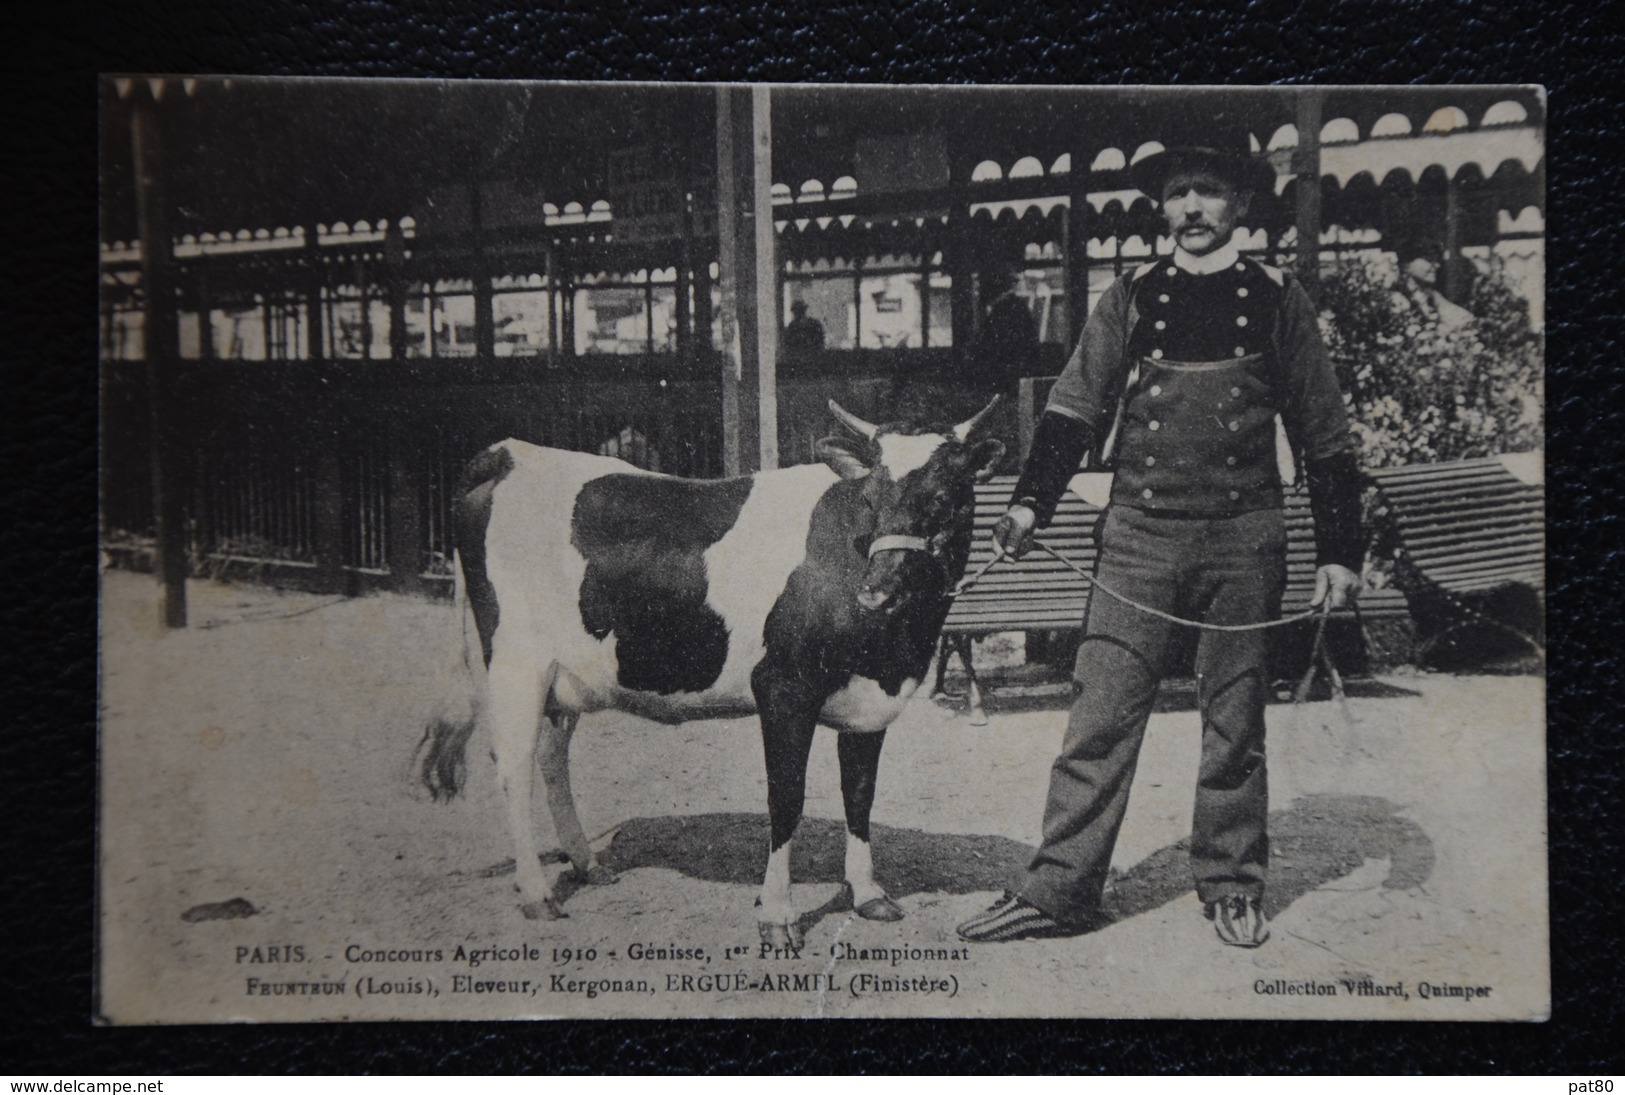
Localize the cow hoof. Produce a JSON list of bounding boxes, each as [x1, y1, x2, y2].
[[856, 894, 906, 922], [578, 865, 619, 886], [757, 921, 803, 952], [520, 898, 567, 921], [839, 882, 905, 922], [968, 709, 990, 727]]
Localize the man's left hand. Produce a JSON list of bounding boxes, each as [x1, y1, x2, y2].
[[1311, 564, 1362, 611]]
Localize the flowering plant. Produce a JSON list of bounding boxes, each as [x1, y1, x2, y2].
[[1315, 256, 1543, 469]]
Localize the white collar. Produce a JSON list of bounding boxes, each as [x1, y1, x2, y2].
[[1173, 239, 1242, 276]]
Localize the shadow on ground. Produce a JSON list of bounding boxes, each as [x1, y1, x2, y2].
[[1106, 793, 1434, 923], [571, 793, 1432, 929]]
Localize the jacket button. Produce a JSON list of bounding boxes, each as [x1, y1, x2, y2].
[[1159, 293, 1170, 303], [1231, 386, 1242, 397], [1229, 490, 1241, 501], [1148, 420, 1160, 431], [1229, 420, 1240, 432], [1149, 384, 1162, 396], [1234, 346, 1247, 357], [1236, 315, 1249, 327], [1145, 456, 1156, 467], [1142, 488, 1155, 499], [1154, 320, 1166, 330], [1151, 349, 1164, 359], [1235, 261, 1246, 272], [1237, 287, 1249, 298], [1226, 455, 1237, 465], [1166, 267, 1177, 277]]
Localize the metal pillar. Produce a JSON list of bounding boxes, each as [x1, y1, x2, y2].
[[947, 137, 977, 373], [1293, 89, 1326, 288], [470, 179, 496, 360], [715, 85, 778, 475], [1443, 172, 1464, 302], [130, 81, 187, 628]]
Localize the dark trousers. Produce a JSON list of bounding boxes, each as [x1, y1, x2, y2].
[[1021, 504, 1287, 919]]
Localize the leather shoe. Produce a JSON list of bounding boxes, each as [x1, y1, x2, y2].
[[956, 891, 1076, 943], [1206, 894, 1270, 947]]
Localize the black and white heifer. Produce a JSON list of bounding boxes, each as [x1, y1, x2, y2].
[[421, 400, 1004, 947]]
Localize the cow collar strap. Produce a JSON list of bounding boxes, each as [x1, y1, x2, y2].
[[868, 534, 930, 557]]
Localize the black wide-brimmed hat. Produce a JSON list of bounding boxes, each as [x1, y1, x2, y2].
[[1393, 235, 1446, 265], [1128, 120, 1276, 200]]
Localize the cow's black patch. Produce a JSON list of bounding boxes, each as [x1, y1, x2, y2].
[[572, 473, 754, 694], [455, 446, 514, 667]]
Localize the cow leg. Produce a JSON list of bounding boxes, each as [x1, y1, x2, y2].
[[487, 654, 561, 920], [753, 661, 821, 951], [538, 710, 614, 885], [837, 730, 904, 922]]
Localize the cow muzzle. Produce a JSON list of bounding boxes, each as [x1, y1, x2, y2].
[[857, 535, 930, 614]]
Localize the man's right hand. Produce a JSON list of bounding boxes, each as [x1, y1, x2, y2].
[[993, 504, 1038, 559]]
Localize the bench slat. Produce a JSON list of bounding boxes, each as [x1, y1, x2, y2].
[[1370, 457, 1544, 598]]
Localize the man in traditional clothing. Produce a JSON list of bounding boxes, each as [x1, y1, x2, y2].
[[956, 121, 1365, 947]]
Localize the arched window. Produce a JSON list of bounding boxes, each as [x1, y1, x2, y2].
[[1320, 118, 1360, 144], [1423, 106, 1470, 133], [1128, 141, 1164, 166], [1370, 113, 1413, 138], [1090, 147, 1126, 171]]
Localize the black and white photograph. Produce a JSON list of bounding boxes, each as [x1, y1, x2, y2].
[[96, 79, 1546, 1022]]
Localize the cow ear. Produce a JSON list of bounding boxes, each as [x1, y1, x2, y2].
[[967, 438, 1006, 482], [816, 435, 873, 479]]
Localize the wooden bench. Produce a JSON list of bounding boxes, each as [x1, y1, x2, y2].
[[1367, 454, 1544, 663], [935, 474, 1410, 722]]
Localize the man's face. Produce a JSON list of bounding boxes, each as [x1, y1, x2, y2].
[[1161, 168, 1251, 257]]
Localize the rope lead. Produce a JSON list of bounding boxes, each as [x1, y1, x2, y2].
[[949, 536, 1331, 633]]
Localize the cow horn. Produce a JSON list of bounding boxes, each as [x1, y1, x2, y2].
[[952, 396, 1002, 442], [828, 400, 879, 440]]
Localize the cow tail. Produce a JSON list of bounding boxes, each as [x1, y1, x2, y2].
[[418, 548, 481, 800]]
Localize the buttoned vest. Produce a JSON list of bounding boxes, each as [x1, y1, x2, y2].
[[1107, 257, 1289, 513]]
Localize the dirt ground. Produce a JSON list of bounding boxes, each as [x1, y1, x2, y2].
[[97, 571, 1549, 1022]]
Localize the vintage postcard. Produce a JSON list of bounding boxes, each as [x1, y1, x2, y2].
[[98, 79, 1546, 1022]]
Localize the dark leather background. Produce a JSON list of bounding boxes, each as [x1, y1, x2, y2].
[[5, 0, 1618, 1074]]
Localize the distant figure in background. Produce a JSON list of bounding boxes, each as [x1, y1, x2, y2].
[[1393, 238, 1473, 333], [784, 299, 826, 353], [962, 261, 1039, 467], [973, 261, 1040, 400], [599, 425, 661, 472]]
